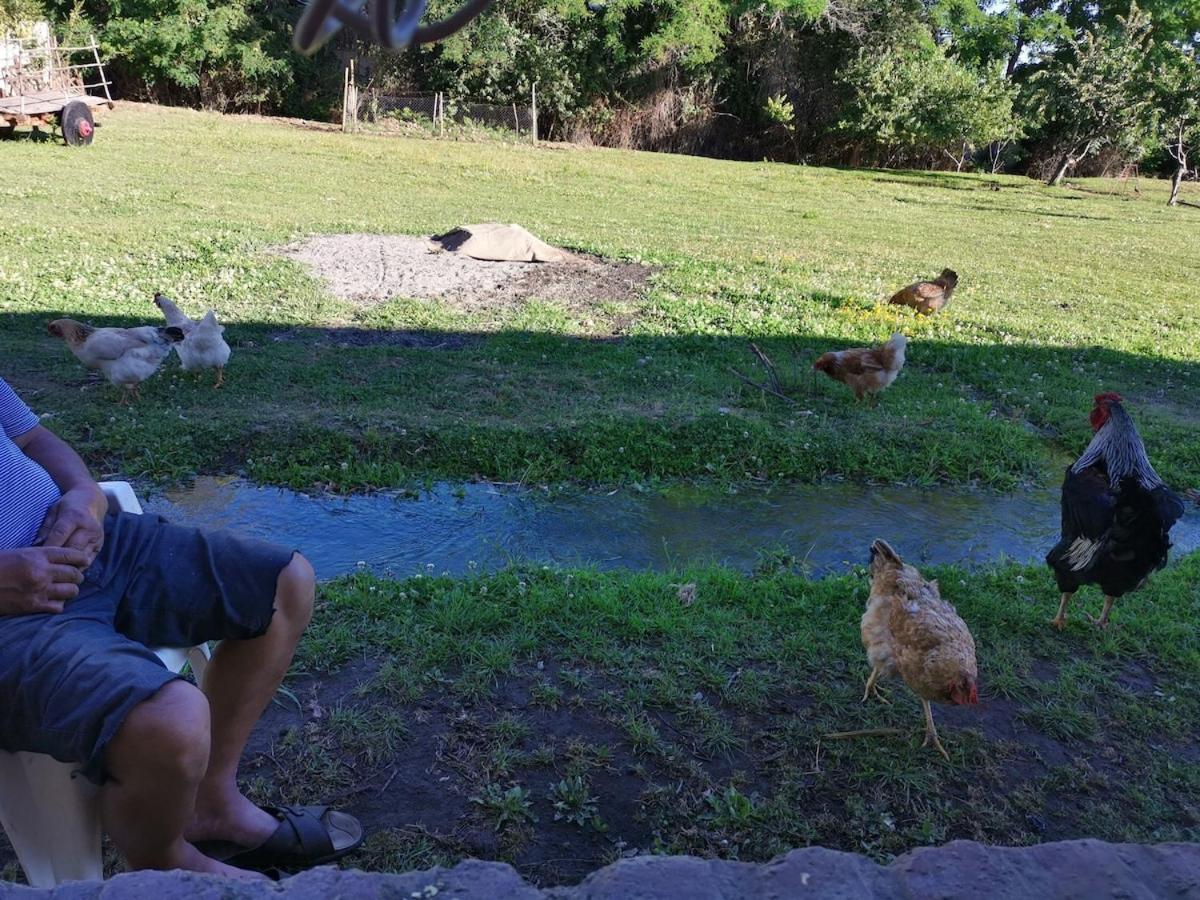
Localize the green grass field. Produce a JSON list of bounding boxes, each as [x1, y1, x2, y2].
[[1, 104, 1199, 884], [2, 103, 1198, 491]]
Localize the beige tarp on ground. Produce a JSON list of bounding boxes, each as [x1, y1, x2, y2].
[[432, 223, 574, 263]]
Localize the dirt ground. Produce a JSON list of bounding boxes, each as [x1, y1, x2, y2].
[[227, 650, 1197, 887], [276, 234, 654, 314]]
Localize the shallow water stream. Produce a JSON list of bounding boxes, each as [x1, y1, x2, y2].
[[142, 477, 1200, 579]]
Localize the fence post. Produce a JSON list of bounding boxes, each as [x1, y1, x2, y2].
[[349, 59, 357, 133], [512, 101, 519, 135], [342, 67, 348, 132], [439, 91, 445, 137], [531, 83, 538, 142]]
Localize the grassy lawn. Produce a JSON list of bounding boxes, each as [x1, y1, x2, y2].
[[1, 103, 1198, 491], [219, 558, 1198, 884], [1, 104, 1198, 886]]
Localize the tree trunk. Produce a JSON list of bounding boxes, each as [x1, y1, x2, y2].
[[1169, 162, 1186, 206], [989, 140, 1009, 174], [1048, 153, 1074, 186], [1006, 37, 1025, 78]]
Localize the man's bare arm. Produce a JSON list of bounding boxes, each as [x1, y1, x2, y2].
[[15, 425, 107, 558]]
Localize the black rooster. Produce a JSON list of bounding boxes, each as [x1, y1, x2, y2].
[[1047, 393, 1184, 630]]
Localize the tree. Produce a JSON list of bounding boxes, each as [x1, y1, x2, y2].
[[1152, 45, 1200, 206], [44, 0, 297, 112], [837, 25, 1019, 169], [1, 0, 43, 32], [1029, 4, 1157, 185], [928, 0, 1069, 78], [1068, 0, 1200, 46]]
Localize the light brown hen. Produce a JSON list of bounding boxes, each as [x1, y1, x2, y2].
[[888, 269, 958, 315], [860, 539, 978, 760], [812, 333, 906, 402]]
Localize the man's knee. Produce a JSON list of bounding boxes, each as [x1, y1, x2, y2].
[[275, 552, 315, 628], [108, 680, 211, 783]]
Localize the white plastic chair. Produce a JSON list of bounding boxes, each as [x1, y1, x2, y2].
[[0, 481, 211, 886]]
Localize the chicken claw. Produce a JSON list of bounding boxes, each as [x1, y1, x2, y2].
[[921, 699, 950, 761], [922, 730, 951, 762], [862, 669, 890, 704]]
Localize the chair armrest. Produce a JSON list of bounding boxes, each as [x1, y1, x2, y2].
[[98, 482, 143, 516]]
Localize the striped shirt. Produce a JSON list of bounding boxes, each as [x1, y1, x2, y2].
[[0, 379, 61, 550]]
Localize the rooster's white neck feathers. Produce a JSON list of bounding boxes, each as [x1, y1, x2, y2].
[[1072, 403, 1162, 491]]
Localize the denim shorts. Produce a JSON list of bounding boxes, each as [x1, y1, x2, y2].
[[0, 511, 294, 783]]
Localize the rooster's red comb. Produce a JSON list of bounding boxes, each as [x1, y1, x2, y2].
[[1093, 392, 1123, 406]]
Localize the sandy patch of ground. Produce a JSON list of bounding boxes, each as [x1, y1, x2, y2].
[[276, 234, 654, 315]]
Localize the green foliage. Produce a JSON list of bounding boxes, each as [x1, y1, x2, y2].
[[42, 0, 302, 112], [549, 776, 606, 830], [764, 93, 796, 131], [1029, 4, 1158, 180], [470, 783, 537, 831], [704, 785, 761, 830], [930, 0, 1069, 73], [837, 26, 1018, 167], [1151, 45, 1200, 163], [387, 0, 732, 124], [1077, 0, 1200, 46], [0, 0, 43, 32], [9, 0, 1193, 173]]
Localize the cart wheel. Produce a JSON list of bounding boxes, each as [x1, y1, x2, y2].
[[60, 101, 95, 146]]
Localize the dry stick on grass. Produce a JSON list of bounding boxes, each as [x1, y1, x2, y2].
[[730, 341, 797, 404], [724, 340, 801, 405], [750, 342, 784, 395], [729, 367, 798, 404]]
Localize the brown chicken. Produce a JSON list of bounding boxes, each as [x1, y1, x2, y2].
[[47, 319, 184, 404], [861, 539, 978, 760], [888, 269, 958, 315], [812, 333, 906, 402]]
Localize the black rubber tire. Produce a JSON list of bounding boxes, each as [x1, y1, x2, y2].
[[60, 101, 95, 147]]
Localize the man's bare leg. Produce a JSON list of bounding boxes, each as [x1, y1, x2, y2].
[[101, 681, 259, 878], [187, 554, 316, 848]]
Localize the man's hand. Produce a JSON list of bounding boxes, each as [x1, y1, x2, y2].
[[36, 486, 107, 564], [0, 547, 90, 616]]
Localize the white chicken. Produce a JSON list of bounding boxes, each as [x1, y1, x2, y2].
[[153, 292, 232, 387], [47, 319, 184, 404]]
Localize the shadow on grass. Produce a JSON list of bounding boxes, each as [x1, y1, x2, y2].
[[3, 310, 1199, 491]]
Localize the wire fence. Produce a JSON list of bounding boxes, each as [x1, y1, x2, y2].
[[342, 77, 539, 142]]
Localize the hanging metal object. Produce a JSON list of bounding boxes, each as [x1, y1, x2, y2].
[[294, 0, 496, 56]]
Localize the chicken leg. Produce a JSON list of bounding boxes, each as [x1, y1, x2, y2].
[[862, 667, 890, 704], [1050, 592, 1073, 630], [921, 699, 949, 761], [1085, 595, 1116, 630], [213, 367, 225, 389]]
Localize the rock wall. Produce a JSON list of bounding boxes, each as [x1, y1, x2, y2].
[[4, 840, 1199, 899]]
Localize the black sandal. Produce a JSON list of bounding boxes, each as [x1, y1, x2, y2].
[[198, 805, 364, 873]]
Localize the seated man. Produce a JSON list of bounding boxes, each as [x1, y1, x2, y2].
[[0, 378, 360, 878]]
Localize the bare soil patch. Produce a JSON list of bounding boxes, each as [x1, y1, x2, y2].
[[276, 234, 654, 315], [210, 650, 1190, 887]]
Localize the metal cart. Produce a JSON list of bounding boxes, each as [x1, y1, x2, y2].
[[0, 24, 113, 145]]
